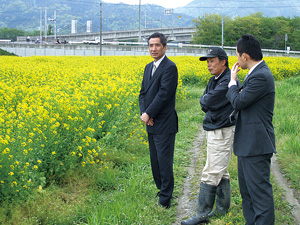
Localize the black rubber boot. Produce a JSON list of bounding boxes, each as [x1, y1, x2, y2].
[[181, 182, 217, 225], [208, 179, 231, 218]]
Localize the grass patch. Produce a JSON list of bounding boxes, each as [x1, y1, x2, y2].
[[0, 48, 17, 56], [274, 76, 300, 190]]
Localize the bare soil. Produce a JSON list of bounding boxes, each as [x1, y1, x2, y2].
[[271, 155, 300, 223], [172, 129, 206, 225]]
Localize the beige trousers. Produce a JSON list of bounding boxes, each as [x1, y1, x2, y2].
[[201, 126, 235, 186]]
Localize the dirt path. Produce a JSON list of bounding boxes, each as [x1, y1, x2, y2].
[[271, 155, 300, 223], [173, 128, 300, 225], [172, 129, 206, 225]]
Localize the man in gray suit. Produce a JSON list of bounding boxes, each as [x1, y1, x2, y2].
[[226, 34, 276, 225]]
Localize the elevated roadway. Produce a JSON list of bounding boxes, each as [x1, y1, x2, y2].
[[17, 27, 196, 44]]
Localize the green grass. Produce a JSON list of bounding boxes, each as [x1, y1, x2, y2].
[[0, 48, 17, 56], [274, 76, 300, 190], [0, 81, 297, 224]]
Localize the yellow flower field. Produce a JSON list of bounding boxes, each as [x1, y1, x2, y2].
[[0, 56, 153, 198], [1, 55, 300, 199]]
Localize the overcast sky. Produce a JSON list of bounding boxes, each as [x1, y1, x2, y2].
[[102, 0, 194, 8]]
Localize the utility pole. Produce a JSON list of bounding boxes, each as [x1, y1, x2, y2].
[[39, 7, 42, 44], [221, 16, 224, 48], [54, 10, 57, 41], [144, 10, 147, 29], [138, 0, 141, 42], [100, 1, 102, 56], [285, 34, 288, 53], [164, 9, 174, 41], [49, 10, 57, 42], [44, 8, 47, 42]]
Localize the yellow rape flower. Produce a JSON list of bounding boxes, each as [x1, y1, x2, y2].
[[2, 148, 10, 154], [11, 181, 17, 187]]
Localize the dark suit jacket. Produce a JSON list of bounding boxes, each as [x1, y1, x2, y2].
[[139, 56, 178, 134], [226, 61, 276, 157]]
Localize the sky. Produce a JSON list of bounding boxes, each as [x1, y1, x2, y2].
[[102, 0, 194, 8]]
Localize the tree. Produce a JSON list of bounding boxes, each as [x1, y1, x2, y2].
[[0, 27, 25, 41], [191, 12, 300, 51], [225, 13, 262, 46], [47, 25, 54, 35], [192, 13, 227, 45], [289, 16, 300, 50], [259, 16, 278, 49], [270, 17, 291, 49]]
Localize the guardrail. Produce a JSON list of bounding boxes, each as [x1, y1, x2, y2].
[[1, 41, 299, 57], [97, 41, 300, 55], [0, 39, 11, 43]]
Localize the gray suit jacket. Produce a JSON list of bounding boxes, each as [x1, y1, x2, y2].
[[226, 61, 276, 157]]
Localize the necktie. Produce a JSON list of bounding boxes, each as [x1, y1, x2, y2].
[[152, 64, 156, 77]]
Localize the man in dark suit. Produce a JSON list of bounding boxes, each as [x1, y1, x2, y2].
[[226, 34, 276, 225], [139, 32, 178, 208]]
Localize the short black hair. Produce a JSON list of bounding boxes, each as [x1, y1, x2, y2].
[[236, 34, 263, 61], [218, 56, 229, 68], [148, 33, 167, 47]]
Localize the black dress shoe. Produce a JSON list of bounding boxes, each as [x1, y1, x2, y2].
[[156, 202, 170, 209]]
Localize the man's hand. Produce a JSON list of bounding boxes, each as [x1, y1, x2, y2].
[[140, 112, 154, 126], [148, 118, 154, 126], [231, 62, 240, 81]]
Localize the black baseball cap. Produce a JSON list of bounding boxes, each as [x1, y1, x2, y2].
[[199, 47, 228, 61]]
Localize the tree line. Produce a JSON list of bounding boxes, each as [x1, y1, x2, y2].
[[192, 12, 300, 51], [0, 26, 55, 42]]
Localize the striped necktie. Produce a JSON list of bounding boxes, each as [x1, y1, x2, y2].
[[152, 64, 157, 77]]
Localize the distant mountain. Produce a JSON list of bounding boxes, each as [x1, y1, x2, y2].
[[0, 0, 194, 34], [176, 0, 300, 18], [1, 0, 299, 35]]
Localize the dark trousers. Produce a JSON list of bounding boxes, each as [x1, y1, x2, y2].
[[238, 154, 275, 225], [148, 133, 175, 206]]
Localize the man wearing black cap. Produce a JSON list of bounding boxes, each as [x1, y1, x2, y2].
[[181, 47, 237, 225]]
